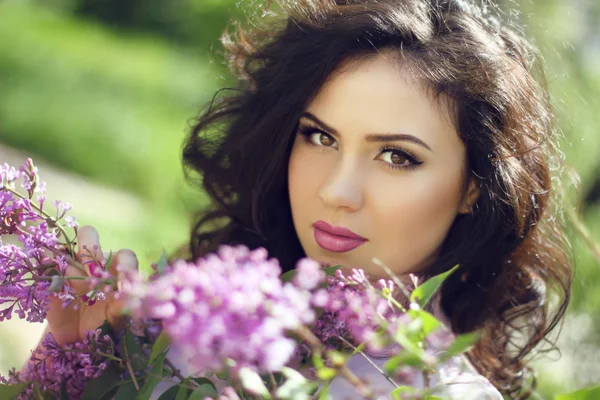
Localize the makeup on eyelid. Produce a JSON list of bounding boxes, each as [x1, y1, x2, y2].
[[296, 124, 424, 170]]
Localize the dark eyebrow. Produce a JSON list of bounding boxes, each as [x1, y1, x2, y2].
[[300, 112, 433, 152]]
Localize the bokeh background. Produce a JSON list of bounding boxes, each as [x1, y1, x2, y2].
[[0, 0, 598, 398]]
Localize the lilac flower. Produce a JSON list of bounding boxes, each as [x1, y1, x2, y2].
[[0, 243, 52, 322], [293, 258, 325, 290], [311, 269, 396, 349], [64, 215, 79, 229], [0, 330, 113, 400], [1, 159, 88, 321], [122, 246, 327, 376]]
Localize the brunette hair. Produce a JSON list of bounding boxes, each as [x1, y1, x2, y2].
[[181, 0, 573, 397]]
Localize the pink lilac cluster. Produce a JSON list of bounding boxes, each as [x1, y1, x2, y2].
[[122, 245, 327, 376], [308, 269, 458, 384], [311, 269, 397, 350], [0, 329, 113, 400], [0, 159, 79, 322]]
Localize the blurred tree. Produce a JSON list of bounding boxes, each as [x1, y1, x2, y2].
[[44, 0, 247, 50]]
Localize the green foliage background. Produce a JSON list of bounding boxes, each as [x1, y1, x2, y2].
[[0, 0, 598, 398]]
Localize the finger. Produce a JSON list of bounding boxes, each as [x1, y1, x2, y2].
[[108, 248, 139, 277], [76, 225, 104, 277], [106, 294, 129, 332], [63, 264, 90, 295], [106, 249, 139, 330]]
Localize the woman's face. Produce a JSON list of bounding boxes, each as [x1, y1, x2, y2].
[[288, 52, 479, 280]]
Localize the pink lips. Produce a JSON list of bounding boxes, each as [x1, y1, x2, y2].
[[313, 220, 367, 253]]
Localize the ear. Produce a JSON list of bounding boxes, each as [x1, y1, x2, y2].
[[459, 177, 480, 214]]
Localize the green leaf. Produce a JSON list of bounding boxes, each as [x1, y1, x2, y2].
[[115, 382, 139, 400], [189, 378, 217, 398], [555, 385, 600, 400], [276, 379, 316, 400], [281, 367, 308, 383], [424, 396, 443, 400], [97, 319, 117, 339], [149, 332, 171, 365], [318, 384, 332, 400], [326, 350, 347, 368], [155, 381, 203, 400], [312, 352, 325, 369], [43, 390, 57, 400], [0, 383, 27, 399], [154, 384, 179, 400], [322, 265, 341, 277], [32, 382, 45, 400], [407, 309, 442, 337], [137, 350, 168, 400], [188, 383, 224, 400], [391, 386, 419, 400], [393, 326, 428, 361], [439, 331, 482, 363], [282, 264, 340, 285], [239, 367, 271, 399], [410, 265, 458, 308], [187, 391, 204, 400], [316, 367, 337, 381], [104, 250, 114, 271], [121, 326, 147, 371], [59, 380, 69, 400], [384, 351, 426, 374], [156, 249, 169, 275], [81, 361, 123, 400], [276, 369, 316, 400], [280, 269, 297, 283], [270, 372, 284, 388]]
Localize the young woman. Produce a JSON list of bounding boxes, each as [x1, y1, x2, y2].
[[40, 0, 573, 398]]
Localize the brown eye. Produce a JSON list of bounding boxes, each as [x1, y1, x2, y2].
[[318, 133, 335, 147], [390, 151, 408, 165], [297, 125, 339, 149], [380, 150, 409, 166]]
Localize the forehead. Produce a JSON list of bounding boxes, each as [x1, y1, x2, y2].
[[306, 52, 460, 150]]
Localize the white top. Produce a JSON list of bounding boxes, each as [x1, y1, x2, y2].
[[323, 350, 503, 399]]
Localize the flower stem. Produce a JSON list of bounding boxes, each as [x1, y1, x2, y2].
[[164, 357, 199, 388], [122, 337, 141, 392], [337, 336, 400, 388], [3, 186, 75, 255], [96, 352, 124, 363], [296, 326, 376, 399], [268, 372, 278, 391]]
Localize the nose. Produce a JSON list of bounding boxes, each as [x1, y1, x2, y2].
[[318, 160, 364, 212]]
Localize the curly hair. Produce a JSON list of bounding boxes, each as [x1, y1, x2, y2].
[[180, 0, 573, 397]]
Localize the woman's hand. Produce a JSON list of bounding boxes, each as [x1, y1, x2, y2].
[[44, 225, 139, 345]]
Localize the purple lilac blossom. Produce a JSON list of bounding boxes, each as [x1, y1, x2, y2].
[[1, 159, 81, 321], [0, 330, 113, 400], [122, 245, 327, 376], [311, 269, 397, 349]]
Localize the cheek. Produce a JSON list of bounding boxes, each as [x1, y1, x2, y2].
[[368, 169, 465, 272], [288, 141, 326, 220]]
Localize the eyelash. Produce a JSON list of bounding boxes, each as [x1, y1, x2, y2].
[[297, 125, 424, 171]]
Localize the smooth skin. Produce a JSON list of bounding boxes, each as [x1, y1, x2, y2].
[[43, 52, 479, 345], [288, 52, 479, 281], [42, 226, 138, 345]]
